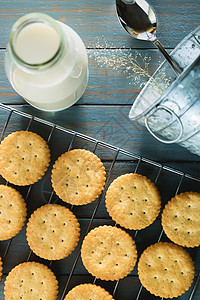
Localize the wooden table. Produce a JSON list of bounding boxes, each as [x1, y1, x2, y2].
[[0, 1, 200, 299]]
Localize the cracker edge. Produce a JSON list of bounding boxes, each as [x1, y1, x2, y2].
[[161, 191, 200, 248], [0, 257, 3, 281], [105, 173, 161, 230], [81, 225, 138, 281], [51, 149, 106, 205], [4, 261, 58, 300], [138, 242, 195, 298], [0, 131, 51, 186], [64, 283, 114, 300], [0, 185, 27, 240], [26, 204, 80, 260]]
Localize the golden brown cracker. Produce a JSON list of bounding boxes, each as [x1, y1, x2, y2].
[[0, 185, 27, 240], [51, 149, 106, 205], [138, 242, 195, 298], [162, 191, 200, 247], [81, 225, 137, 281], [4, 261, 58, 300], [0, 131, 50, 186], [105, 173, 161, 230], [64, 283, 114, 300], [26, 204, 80, 260]]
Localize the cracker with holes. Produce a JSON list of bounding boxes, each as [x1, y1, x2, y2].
[[162, 191, 200, 247], [51, 149, 106, 205], [0, 131, 50, 186], [26, 204, 80, 260], [64, 283, 114, 300], [105, 173, 161, 230], [138, 242, 194, 298], [4, 261, 58, 300], [81, 225, 137, 281], [0, 185, 27, 240]]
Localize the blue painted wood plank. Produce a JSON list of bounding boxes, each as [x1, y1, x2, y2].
[[0, 48, 166, 105], [3, 104, 198, 165], [0, 0, 199, 49]]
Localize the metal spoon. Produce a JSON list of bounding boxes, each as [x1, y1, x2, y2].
[[116, 0, 182, 75]]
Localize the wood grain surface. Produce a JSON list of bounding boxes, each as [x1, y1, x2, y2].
[[0, 0, 200, 299], [0, 49, 164, 105], [0, 0, 199, 48]]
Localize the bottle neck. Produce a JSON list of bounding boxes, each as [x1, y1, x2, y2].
[[9, 13, 65, 72]]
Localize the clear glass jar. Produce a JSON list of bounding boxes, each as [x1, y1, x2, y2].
[[5, 13, 89, 112], [129, 26, 200, 156]]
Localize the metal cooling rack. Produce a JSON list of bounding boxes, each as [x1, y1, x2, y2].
[[0, 102, 200, 300]]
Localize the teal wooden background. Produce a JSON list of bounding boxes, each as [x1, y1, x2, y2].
[[0, 0, 200, 299]]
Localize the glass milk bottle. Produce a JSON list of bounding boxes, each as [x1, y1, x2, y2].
[[5, 13, 89, 112]]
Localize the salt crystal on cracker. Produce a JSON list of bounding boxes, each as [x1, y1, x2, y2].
[[0, 185, 27, 240], [26, 204, 80, 260], [51, 149, 106, 205], [162, 191, 200, 247], [4, 262, 58, 300], [106, 173, 161, 230], [138, 242, 195, 298], [0, 131, 50, 186], [81, 225, 137, 281]]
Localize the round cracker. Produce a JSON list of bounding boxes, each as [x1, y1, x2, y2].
[[81, 225, 137, 281], [26, 204, 80, 260], [0, 185, 27, 240], [51, 149, 106, 205], [138, 242, 195, 298], [105, 173, 161, 230], [162, 191, 200, 247], [4, 261, 58, 300], [64, 283, 114, 300], [0, 131, 50, 186]]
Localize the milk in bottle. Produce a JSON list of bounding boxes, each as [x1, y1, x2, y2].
[[5, 13, 88, 112]]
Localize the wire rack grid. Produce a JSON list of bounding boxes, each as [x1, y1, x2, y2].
[[0, 102, 200, 300]]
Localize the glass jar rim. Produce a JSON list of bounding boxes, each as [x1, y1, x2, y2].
[[9, 12, 64, 70]]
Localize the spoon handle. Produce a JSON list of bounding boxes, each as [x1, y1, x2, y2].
[[153, 39, 182, 75]]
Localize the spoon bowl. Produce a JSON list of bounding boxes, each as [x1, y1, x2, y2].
[[116, 0, 182, 75]]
